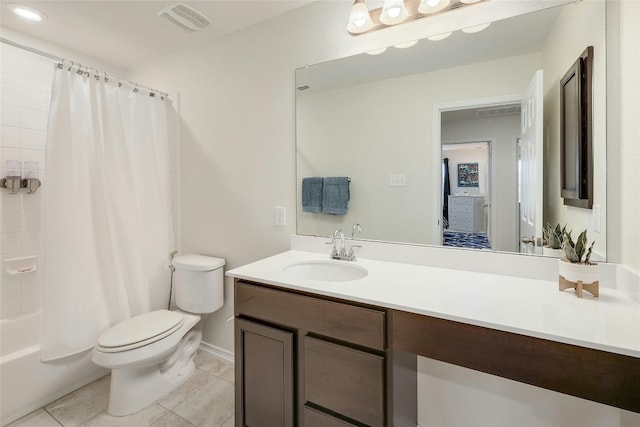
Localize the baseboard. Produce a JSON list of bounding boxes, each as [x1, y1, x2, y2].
[[199, 341, 234, 363]]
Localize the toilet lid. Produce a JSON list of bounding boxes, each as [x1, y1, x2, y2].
[[97, 310, 184, 352]]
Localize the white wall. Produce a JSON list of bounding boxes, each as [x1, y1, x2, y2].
[[541, 0, 607, 258], [127, 0, 638, 425], [442, 115, 522, 252], [296, 54, 538, 245], [615, 0, 640, 274]]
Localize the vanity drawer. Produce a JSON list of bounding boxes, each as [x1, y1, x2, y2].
[[449, 202, 473, 212], [304, 336, 385, 427], [304, 405, 358, 427], [235, 280, 385, 350]]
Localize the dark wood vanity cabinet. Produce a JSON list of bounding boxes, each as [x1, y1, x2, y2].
[[234, 279, 416, 427], [234, 317, 294, 427]]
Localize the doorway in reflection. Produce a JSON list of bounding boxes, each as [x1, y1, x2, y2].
[[440, 104, 521, 252], [442, 141, 491, 249]]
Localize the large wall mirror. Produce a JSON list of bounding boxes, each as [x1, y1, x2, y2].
[[296, 0, 606, 260]]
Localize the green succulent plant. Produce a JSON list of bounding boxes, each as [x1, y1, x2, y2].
[[543, 223, 566, 249], [562, 229, 595, 264]]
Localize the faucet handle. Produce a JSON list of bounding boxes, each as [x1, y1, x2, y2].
[[325, 236, 338, 257], [347, 244, 362, 260], [351, 223, 362, 239]]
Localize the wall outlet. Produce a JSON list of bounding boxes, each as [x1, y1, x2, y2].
[[275, 206, 286, 226], [389, 174, 407, 187]]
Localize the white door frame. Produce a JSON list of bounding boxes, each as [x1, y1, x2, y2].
[[441, 139, 493, 242], [432, 95, 522, 245]]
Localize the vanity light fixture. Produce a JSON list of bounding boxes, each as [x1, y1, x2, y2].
[[380, 0, 409, 25], [347, 0, 374, 34], [461, 22, 491, 33], [347, 0, 487, 36], [7, 3, 46, 22], [366, 47, 388, 55], [418, 0, 450, 14], [427, 31, 452, 41], [395, 40, 419, 48]]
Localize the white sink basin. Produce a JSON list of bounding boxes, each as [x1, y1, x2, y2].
[[283, 260, 368, 282]]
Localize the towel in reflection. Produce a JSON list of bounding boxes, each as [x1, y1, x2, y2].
[[322, 177, 350, 215], [301, 177, 323, 213]]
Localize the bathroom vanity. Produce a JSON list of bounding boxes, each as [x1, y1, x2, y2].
[[228, 249, 640, 427], [234, 280, 398, 426]]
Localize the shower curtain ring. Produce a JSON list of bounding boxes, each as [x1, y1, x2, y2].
[[67, 60, 74, 72]]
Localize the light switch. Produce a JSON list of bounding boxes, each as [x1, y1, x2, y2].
[[389, 174, 407, 187], [275, 206, 286, 226]]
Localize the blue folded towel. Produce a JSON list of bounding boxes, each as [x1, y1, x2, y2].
[[322, 177, 350, 215], [301, 177, 323, 213]]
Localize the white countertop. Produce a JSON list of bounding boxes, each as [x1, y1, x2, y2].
[[227, 250, 640, 358]]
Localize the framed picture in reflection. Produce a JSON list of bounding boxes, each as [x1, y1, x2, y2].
[[457, 163, 479, 188]]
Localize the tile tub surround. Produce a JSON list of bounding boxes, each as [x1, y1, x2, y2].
[[6, 350, 234, 427], [1, 77, 49, 322]]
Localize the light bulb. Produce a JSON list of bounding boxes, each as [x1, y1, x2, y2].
[[347, 0, 373, 34], [387, 6, 401, 18], [418, 0, 450, 14], [380, 0, 408, 25]]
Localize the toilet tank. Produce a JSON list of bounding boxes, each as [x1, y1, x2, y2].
[[173, 254, 225, 314]]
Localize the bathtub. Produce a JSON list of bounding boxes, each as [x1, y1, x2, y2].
[[0, 312, 107, 425]]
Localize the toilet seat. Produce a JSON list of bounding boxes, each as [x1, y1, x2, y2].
[[97, 310, 184, 353]]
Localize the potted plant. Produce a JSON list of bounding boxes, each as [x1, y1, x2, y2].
[[542, 223, 565, 258], [558, 230, 598, 298]]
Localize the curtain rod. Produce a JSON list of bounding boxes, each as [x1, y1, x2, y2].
[[1, 37, 169, 99], [1, 37, 61, 61]]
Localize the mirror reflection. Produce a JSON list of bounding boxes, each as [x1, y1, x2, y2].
[[296, 0, 606, 259]]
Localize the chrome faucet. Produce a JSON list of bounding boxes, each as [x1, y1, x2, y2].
[[328, 227, 346, 259], [327, 225, 362, 261]]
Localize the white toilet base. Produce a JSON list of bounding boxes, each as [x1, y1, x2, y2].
[[106, 328, 202, 416]]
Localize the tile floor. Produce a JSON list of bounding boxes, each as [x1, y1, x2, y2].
[[7, 351, 235, 427]]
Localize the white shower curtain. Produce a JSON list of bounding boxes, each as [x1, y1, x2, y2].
[[41, 63, 174, 361]]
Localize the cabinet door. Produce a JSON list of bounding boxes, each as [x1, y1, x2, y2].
[[235, 318, 294, 427]]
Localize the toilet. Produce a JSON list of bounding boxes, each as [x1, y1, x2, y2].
[[92, 254, 225, 416]]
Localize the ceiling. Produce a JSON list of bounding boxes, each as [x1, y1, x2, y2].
[[0, 1, 311, 70]]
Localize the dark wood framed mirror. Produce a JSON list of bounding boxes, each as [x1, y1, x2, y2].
[[560, 46, 593, 209]]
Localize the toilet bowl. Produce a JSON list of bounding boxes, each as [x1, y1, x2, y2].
[[92, 254, 225, 416]]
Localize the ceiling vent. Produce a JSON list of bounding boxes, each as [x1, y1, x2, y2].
[[158, 3, 211, 32], [475, 105, 521, 118]]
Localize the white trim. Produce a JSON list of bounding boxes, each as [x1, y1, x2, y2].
[[199, 341, 234, 364], [432, 94, 523, 248], [442, 139, 494, 245]]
